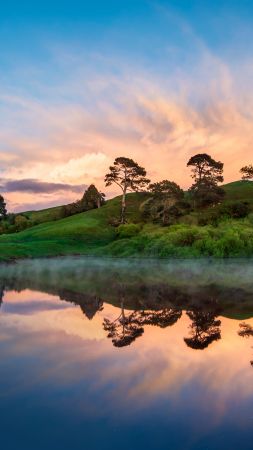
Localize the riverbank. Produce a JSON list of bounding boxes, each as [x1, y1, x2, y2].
[[1, 218, 253, 261]]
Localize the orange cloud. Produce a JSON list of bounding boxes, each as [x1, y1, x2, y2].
[[1, 54, 253, 211]]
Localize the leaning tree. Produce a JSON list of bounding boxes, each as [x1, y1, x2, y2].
[[187, 153, 224, 207], [0, 195, 7, 219], [104, 157, 150, 223]]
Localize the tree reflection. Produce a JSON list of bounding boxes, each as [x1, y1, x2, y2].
[[184, 309, 221, 350], [103, 300, 144, 348], [0, 285, 4, 307], [59, 289, 103, 320], [130, 308, 182, 328], [238, 322, 253, 367], [238, 322, 253, 338], [103, 296, 182, 348]]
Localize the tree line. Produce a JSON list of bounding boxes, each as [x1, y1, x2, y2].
[[1, 154, 253, 229], [104, 154, 253, 224]]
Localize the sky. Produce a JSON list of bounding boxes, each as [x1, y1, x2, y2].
[[1, 0, 253, 211]]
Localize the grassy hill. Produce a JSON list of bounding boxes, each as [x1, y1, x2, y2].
[[0, 193, 149, 260], [223, 180, 253, 203], [1, 181, 253, 261]]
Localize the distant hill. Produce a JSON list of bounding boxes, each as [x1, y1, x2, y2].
[[223, 180, 253, 203], [1, 181, 253, 260], [0, 192, 149, 260], [19, 180, 253, 226]]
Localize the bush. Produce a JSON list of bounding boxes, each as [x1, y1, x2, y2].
[[116, 223, 142, 238], [14, 215, 29, 231], [219, 201, 250, 219]]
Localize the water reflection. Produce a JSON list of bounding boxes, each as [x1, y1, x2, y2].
[[1, 258, 253, 450], [0, 258, 253, 350], [184, 309, 221, 350], [0, 283, 4, 306], [58, 289, 104, 320], [238, 322, 253, 367]]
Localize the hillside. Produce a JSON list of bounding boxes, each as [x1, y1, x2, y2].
[[1, 181, 253, 260], [223, 180, 253, 203], [0, 192, 149, 260]]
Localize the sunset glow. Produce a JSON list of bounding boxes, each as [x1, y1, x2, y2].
[[1, 1, 253, 210]]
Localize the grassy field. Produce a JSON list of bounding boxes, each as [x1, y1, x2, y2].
[[1, 181, 253, 261]]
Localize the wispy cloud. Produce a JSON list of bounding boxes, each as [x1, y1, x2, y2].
[[1, 10, 253, 211]]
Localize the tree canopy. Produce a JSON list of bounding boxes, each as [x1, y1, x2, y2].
[[143, 180, 186, 225], [81, 184, 105, 209], [187, 153, 224, 207], [240, 165, 253, 180]]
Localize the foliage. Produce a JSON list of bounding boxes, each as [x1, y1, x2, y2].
[[0, 195, 7, 219], [116, 223, 141, 238], [187, 153, 224, 207], [14, 215, 29, 231], [81, 184, 105, 209], [144, 180, 185, 225], [187, 153, 224, 185], [240, 164, 253, 180], [2, 180, 253, 260]]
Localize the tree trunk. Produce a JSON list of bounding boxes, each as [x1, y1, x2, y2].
[[120, 191, 126, 223]]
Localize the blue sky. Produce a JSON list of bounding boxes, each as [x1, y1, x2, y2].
[[1, 0, 253, 211]]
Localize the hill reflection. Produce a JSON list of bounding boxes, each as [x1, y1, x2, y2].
[[1, 257, 253, 349]]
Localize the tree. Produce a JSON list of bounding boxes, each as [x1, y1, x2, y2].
[[0, 284, 4, 307], [14, 215, 28, 231], [131, 308, 182, 328], [103, 300, 144, 347], [104, 157, 150, 223], [238, 322, 253, 367], [240, 165, 253, 180], [81, 184, 105, 209], [184, 309, 221, 350], [149, 180, 184, 225], [189, 178, 225, 208], [187, 153, 224, 207], [0, 195, 7, 219]]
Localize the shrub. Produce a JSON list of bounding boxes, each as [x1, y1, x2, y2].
[[14, 215, 29, 231], [219, 201, 250, 219], [116, 223, 142, 238]]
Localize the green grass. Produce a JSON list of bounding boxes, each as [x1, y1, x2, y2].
[[24, 205, 64, 223], [0, 193, 149, 260], [223, 180, 253, 203], [1, 182, 253, 261]]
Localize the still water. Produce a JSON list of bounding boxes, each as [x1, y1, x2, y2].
[[1, 257, 253, 450]]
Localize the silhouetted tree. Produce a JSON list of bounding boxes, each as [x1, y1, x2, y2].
[[81, 184, 105, 209], [0, 285, 4, 307], [184, 309, 221, 350], [0, 195, 7, 219], [58, 289, 103, 320], [238, 322, 253, 338], [187, 153, 224, 207], [238, 322, 253, 367], [240, 165, 253, 181], [105, 157, 150, 223], [131, 308, 182, 328], [103, 299, 144, 347]]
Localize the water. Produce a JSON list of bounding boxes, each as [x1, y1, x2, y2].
[[1, 257, 253, 450]]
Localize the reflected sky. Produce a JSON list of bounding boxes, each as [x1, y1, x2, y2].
[[1, 278, 253, 450]]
